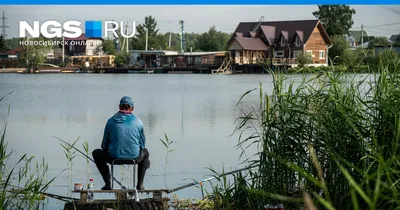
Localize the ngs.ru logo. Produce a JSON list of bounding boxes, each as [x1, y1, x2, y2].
[[19, 20, 136, 39]]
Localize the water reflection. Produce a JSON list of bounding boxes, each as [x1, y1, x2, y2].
[[0, 73, 300, 209]]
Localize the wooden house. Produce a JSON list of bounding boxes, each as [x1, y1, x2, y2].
[[64, 33, 103, 56], [226, 19, 332, 69]]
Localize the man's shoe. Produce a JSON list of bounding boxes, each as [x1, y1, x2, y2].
[[101, 185, 112, 190], [136, 185, 144, 191]]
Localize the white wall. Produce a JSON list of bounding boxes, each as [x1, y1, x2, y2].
[[86, 39, 103, 56]]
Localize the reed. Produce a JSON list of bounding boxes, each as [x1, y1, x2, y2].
[[203, 59, 400, 209], [160, 133, 176, 189], [59, 137, 79, 197], [0, 93, 58, 209], [236, 66, 400, 209]]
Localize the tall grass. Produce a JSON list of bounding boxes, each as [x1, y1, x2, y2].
[[160, 133, 175, 189], [0, 93, 58, 209], [204, 62, 400, 209], [60, 137, 79, 197]]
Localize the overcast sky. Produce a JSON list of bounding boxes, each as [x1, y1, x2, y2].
[[1, 5, 399, 38]]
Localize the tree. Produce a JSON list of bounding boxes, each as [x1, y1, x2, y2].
[[18, 37, 52, 67], [313, 5, 356, 36], [4, 37, 20, 50], [328, 35, 349, 64], [368, 36, 390, 48], [101, 39, 117, 55], [0, 35, 7, 51], [131, 16, 160, 50], [114, 51, 132, 67], [195, 26, 230, 51]]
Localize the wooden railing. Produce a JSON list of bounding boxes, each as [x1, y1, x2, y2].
[[239, 58, 298, 65], [270, 58, 297, 65]]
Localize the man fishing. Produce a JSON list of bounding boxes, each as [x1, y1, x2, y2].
[[92, 96, 150, 191]]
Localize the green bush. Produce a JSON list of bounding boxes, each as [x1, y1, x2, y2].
[[296, 52, 312, 67], [364, 48, 400, 72]]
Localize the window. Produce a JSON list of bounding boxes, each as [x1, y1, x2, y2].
[[306, 50, 313, 57], [275, 51, 284, 58], [195, 57, 202, 64], [295, 36, 301, 46], [319, 51, 325, 59], [187, 56, 193, 64], [280, 37, 285, 46]]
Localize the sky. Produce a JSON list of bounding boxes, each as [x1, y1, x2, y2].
[[0, 5, 400, 38]]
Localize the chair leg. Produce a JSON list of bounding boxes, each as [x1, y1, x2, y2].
[[134, 163, 139, 201], [111, 165, 113, 189]]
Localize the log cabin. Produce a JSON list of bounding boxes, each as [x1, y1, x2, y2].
[[226, 19, 332, 71]]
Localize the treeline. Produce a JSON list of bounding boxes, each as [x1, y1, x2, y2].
[[102, 16, 231, 54], [0, 16, 232, 53]]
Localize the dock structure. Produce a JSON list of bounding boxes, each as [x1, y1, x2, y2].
[[64, 189, 169, 210], [64, 198, 166, 210]]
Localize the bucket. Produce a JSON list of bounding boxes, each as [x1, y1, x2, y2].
[[74, 183, 83, 191]]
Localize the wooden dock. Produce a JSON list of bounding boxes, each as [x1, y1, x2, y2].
[[64, 198, 167, 210], [64, 189, 169, 210]]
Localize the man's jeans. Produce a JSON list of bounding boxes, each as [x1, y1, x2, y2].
[[92, 148, 150, 188]]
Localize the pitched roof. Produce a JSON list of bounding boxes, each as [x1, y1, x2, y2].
[[348, 30, 368, 43], [234, 37, 268, 51], [228, 19, 329, 48], [390, 34, 399, 42], [259, 25, 276, 44], [6, 46, 24, 55], [281, 30, 289, 40], [296, 30, 304, 42], [65, 33, 103, 41]]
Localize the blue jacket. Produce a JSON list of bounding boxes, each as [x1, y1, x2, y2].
[[101, 111, 146, 159]]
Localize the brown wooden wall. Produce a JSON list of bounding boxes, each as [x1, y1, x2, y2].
[[304, 26, 327, 64]]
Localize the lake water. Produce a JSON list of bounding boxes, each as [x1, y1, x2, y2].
[[0, 73, 372, 209]]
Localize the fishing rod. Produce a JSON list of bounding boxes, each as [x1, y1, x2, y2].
[[167, 164, 259, 193], [40, 192, 78, 203], [8, 187, 78, 203], [55, 138, 128, 190], [57, 137, 259, 194]]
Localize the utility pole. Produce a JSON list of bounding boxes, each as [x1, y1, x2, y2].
[[0, 11, 9, 38], [145, 28, 148, 51], [169, 33, 171, 48], [179, 20, 185, 53], [168, 21, 172, 48], [361, 24, 364, 47], [126, 22, 129, 53], [62, 33, 65, 63]]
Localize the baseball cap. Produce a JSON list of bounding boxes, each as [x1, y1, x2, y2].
[[120, 96, 134, 107]]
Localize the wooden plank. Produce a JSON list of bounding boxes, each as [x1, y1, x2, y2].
[[153, 192, 162, 199], [80, 191, 88, 203], [73, 189, 168, 193], [131, 202, 141, 210], [150, 201, 161, 210], [144, 201, 153, 210], [138, 202, 148, 210]]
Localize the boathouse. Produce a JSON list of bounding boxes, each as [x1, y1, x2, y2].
[[226, 19, 332, 73], [160, 51, 227, 73], [129, 50, 179, 68]]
